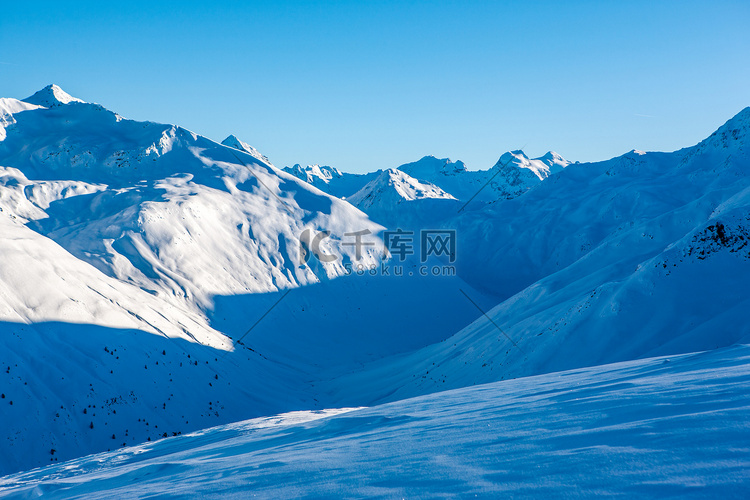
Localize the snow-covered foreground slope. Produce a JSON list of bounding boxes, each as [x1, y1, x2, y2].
[[0, 271, 492, 475], [2, 345, 749, 499]]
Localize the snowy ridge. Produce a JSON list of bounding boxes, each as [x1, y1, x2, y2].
[[348, 168, 455, 209], [285, 163, 343, 184], [282, 150, 571, 211], [324, 107, 750, 405], [494, 149, 570, 180], [397, 155, 468, 179], [23, 84, 84, 107], [0, 89, 384, 311], [220, 134, 272, 166], [396, 150, 571, 204], [282, 163, 378, 198]]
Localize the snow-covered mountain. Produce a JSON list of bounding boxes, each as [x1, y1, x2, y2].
[[396, 151, 572, 205], [220, 134, 272, 166], [320, 107, 750, 406], [281, 151, 573, 228], [0, 86, 494, 474], [348, 168, 456, 208], [282, 163, 378, 198], [2, 84, 750, 488], [283, 151, 572, 215], [0, 85, 393, 472], [344, 168, 458, 228], [0, 86, 386, 310]]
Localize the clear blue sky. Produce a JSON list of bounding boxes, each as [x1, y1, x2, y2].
[[2, 1, 749, 173]]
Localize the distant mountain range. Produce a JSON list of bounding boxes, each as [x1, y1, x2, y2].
[[279, 149, 573, 209]]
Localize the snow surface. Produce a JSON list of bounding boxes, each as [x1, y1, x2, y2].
[[2, 345, 749, 499]]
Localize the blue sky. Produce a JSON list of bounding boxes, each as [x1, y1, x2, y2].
[[2, 1, 749, 172]]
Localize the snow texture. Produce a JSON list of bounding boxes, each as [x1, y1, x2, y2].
[[2, 346, 749, 498]]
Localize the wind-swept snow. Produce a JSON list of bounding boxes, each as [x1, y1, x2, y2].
[[2, 346, 749, 498]]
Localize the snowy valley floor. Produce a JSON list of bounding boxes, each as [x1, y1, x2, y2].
[[1, 345, 749, 499]]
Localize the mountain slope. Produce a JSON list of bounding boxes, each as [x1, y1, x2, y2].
[[345, 168, 459, 228], [3, 345, 749, 498], [323, 107, 750, 405], [0, 86, 496, 474], [220, 135, 272, 166], [0, 88, 384, 312]]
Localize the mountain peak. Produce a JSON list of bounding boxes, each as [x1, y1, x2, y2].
[[540, 151, 565, 162], [23, 84, 84, 107], [398, 156, 468, 180], [494, 150, 570, 180], [347, 168, 456, 210], [700, 106, 750, 151], [221, 135, 272, 166], [283, 164, 343, 184], [495, 150, 529, 168]]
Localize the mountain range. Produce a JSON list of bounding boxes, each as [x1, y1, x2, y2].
[[0, 85, 749, 496]]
